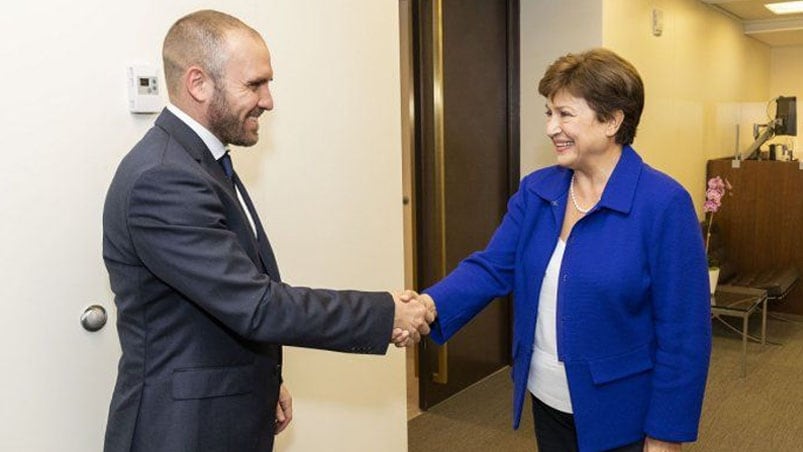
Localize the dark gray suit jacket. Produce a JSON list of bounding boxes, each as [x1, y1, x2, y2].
[[102, 109, 394, 452]]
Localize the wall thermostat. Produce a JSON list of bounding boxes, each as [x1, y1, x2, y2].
[[652, 8, 664, 37], [127, 65, 162, 114]]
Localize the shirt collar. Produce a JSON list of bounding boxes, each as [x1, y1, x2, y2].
[[529, 145, 643, 215], [166, 103, 227, 160]]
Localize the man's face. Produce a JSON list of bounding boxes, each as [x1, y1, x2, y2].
[[207, 31, 274, 146]]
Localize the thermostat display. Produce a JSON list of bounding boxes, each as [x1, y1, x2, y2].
[[128, 65, 162, 114]]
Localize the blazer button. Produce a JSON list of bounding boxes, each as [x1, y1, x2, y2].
[[274, 364, 282, 375]]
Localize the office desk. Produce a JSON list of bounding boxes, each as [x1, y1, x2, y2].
[[711, 285, 768, 377]]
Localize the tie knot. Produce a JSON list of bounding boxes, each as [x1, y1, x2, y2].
[[218, 151, 234, 179]]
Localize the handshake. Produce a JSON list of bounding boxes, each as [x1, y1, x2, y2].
[[391, 291, 437, 348]]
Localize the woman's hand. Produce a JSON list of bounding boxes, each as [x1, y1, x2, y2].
[[644, 437, 681, 452]]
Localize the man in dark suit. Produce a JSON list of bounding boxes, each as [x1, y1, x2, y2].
[[102, 9, 432, 452]]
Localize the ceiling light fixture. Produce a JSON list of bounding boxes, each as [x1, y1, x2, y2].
[[765, 1, 803, 14]]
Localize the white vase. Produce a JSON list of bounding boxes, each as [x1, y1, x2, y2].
[[708, 267, 720, 297]]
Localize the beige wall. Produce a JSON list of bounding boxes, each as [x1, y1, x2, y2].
[[254, 3, 408, 450], [521, 0, 771, 214], [770, 46, 803, 154], [604, 0, 770, 211]]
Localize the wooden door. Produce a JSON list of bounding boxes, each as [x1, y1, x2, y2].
[[411, 0, 520, 409]]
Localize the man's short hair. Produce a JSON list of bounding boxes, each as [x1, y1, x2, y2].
[[162, 10, 262, 98]]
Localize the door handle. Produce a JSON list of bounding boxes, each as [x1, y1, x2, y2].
[[80, 304, 107, 332]]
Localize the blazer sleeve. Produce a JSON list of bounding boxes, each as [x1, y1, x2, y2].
[[125, 163, 394, 355], [425, 182, 527, 343], [643, 189, 712, 441]]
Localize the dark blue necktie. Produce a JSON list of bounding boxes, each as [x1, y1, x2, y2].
[[218, 151, 234, 180]]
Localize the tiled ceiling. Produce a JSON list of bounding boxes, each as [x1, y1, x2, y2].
[[702, 0, 803, 46]]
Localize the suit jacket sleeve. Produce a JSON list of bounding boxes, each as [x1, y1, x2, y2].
[[125, 162, 394, 355]]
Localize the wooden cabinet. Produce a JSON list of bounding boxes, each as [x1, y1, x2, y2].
[[706, 159, 803, 315]]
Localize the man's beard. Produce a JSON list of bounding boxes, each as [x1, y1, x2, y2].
[[208, 87, 260, 147]]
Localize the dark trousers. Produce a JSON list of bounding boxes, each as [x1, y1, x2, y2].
[[531, 395, 644, 452]]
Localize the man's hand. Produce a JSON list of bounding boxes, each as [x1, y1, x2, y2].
[[644, 437, 681, 452], [391, 290, 430, 347], [391, 291, 437, 347], [397, 291, 437, 322], [274, 384, 293, 435]]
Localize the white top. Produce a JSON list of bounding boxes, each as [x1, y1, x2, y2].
[[166, 104, 257, 237], [527, 239, 573, 413]]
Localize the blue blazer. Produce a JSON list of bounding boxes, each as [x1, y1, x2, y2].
[[427, 146, 711, 451], [103, 109, 394, 451]]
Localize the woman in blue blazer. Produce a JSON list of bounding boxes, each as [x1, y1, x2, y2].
[[419, 49, 711, 452]]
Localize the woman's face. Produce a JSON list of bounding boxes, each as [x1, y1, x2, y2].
[[545, 90, 620, 170]]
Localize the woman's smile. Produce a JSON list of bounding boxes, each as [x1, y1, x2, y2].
[[553, 139, 574, 152]]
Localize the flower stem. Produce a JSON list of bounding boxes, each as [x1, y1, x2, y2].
[[705, 213, 714, 257]]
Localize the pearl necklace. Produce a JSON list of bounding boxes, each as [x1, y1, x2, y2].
[[569, 174, 596, 214]]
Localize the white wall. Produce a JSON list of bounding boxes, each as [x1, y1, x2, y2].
[[0, 1, 406, 451], [520, 0, 603, 175]]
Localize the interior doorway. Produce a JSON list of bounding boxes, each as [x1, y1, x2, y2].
[[400, 0, 520, 416]]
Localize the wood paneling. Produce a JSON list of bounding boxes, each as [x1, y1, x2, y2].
[[707, 159, 803, 314]]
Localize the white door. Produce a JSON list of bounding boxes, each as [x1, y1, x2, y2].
[[0, 125, 122, 442], [0, 3, 150, 450]]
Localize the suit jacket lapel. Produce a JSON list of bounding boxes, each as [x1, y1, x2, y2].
[[154, 109, 275, 278]]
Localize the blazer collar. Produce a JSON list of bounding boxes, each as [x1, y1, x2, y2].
[[154, 108, 234, 189], [529, 145, 643, 215], [165, 104, 227, 160], [155, 108, 216, 165]]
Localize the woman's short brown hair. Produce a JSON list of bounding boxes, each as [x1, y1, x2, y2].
[[538, 48, 644, 145]]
